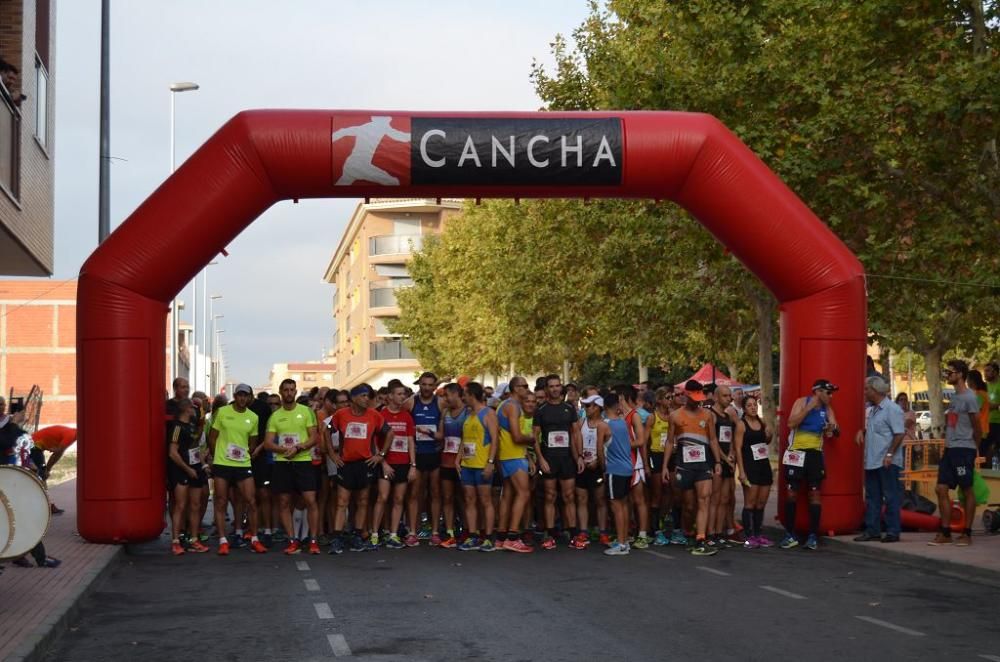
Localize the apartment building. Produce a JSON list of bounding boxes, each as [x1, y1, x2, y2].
[[269, 362, 338, 395], [322, 198, 461, 388]]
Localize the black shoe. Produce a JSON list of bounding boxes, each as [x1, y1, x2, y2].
[[881, 535, 900, 543], [853, 533, 881, 542]]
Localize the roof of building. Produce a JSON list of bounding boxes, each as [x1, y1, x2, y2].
[[286, 363, 337, 372]]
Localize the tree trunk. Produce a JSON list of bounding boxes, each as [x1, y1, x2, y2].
[[923, 346, 945, 439], [753, 290, 778, 431]]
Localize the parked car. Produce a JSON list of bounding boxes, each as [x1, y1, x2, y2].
[[916, 411, 932, 433]]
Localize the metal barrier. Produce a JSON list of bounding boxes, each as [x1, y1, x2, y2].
[[900, 438, 984, 487]]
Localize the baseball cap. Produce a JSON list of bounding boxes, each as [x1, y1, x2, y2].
[[234, 383, 253, 396], [494, 382, 510, 398], [684, 379, 707, 402], [581, 394, 604, 408], [812, 379, 839, 393], [413, 371, 438, 385]]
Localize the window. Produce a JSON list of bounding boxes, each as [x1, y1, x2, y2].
[[34, 56, 47, 149], [374, 317, 398, 336], [369, 287, 397, 308], [0, 91, 19, 198], [393, 219, 422, 235], [370, 339, 414, 361], [322, 373, 333, 380], [369, 234, 424, 256]]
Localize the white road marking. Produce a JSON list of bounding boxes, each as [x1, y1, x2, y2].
[[314, 602, 334, 619], [696, 565, 730, 576], [760, 585, 807, 600], [328, 633, 352, 657], [304, 578, 320, 592], [295, 561, 310, 571], [642, 550, 675, 561], [854, 615, 925, 637], [977, 655, 1000, 661]]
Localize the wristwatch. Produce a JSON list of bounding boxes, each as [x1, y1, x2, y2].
[[487, 459, 495, 464]]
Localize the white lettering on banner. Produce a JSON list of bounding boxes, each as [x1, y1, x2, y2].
[[594, 136, 617, 167], [561, 135, 583, 167], [783, 449, 805, 467], [527, 135, 550, 167], [444, 436, 461, 454], [420, 129, 446, 168], [492, 135, 515, 167], [458, 136, 482, 167], [682, 445, 705, 464]]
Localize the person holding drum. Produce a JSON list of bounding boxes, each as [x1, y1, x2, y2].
[[167, 398, 210, 555]]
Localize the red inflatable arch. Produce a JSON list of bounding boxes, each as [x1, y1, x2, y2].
[[77, 110, 866, 542]]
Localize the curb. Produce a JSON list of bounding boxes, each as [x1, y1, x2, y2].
[[6, 546, 125, 662]]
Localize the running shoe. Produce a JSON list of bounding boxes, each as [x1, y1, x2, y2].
[[218, 541, 231, 556], [250, 539, 268, 554], [669, 530, 687, 546], [317, 534, 331, 546], [283, 540, 302, 555], [418, 524, 433, 540], [955, 534, 972, 546], [653, 531, 670, 546], [385, 534, 405, 549], [604, 541, 630, 556], [430, 533, 442, 546], [479, 539, 497, 552], [541, 536, 557, 551], [757, 535, 774, 548], [328, 537, 345, 555], [41, 557, 61, 568], [50, 503, 65, 515], [726, 531, 745, 545], [438, 536, 457, 549], [370, 532, 381, 548], [599, 532, 612, 547], [198, 532, 210, 543], [308, 540, 321, 555], [589, 527, 600, 542], [743, 536, 760, 550], [569, 534, 589, 550], [458, 537, 481, 551], [633, 534, 651, 550], [262, 533, 273, 548], [691, 540, 717, 556], [404, 533, 420, 547], [779, 534, 799, 550], [272, 530, 288, 543], [804, 534, 818, 551], [171, 542, 185, 556], [927, 532, 953, 546], [231, 536, 246, 549], [505, 539, 534, 553], [189, 540, 209, 553]]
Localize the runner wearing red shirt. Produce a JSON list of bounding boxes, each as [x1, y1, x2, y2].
[[374, 383, 417, 549]]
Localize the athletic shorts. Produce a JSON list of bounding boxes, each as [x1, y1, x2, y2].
[[718, 444, 735, 478], [212, 464, 254, 485], [501, 458, 530, 479], [674, 463, 713, 490], [784, 449, 825, 490], [271, 461, 319, 494], [379, 463, 411, 485], [167, 464, 206, 490], [460, 467, 491, 487], [416, 452, 441, 472], [440, 466, 460, 483], [575, 466, 603, 491], [741, 449, 773, 486], [605, 474, 631, 500], [541, 451, 576, 481], [667, 451, 679, 474], [937, 447, 976, 490], [252, 458, 273, 489], [648, 451, 665, 474], [337, 459, 373, 491]]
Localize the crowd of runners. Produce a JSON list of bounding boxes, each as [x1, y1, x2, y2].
[[163, 369, 864, 558]]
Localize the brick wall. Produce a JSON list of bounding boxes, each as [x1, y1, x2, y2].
[[0, 279, 76, 425], [0, 0, 55, 276]]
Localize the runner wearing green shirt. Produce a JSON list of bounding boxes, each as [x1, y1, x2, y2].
[[262, 379, 321, 555], [207, 383, 266, 555]]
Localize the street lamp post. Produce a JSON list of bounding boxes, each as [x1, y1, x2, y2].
[[210, 311, 223, 393], [215, 330, 225, 394], [168, 81, 199, 387]]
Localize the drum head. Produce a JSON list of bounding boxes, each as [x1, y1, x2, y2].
[[0, 466, 51, 560]]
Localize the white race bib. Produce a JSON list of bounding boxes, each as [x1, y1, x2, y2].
[[279, 433, 299, 449], [751, 443, 769, 461], [682, 444, 706, 464], [548, 431, 570, 449], [224, 443, 248, 462], [310, 445, 321, 461], [462, 442, 478, 459], [783, 449, 805, 467], [415, 425, 435, 442], [390, 435, 410, 453], [344, 422, 368, 440], [719, 426, 733, 444], [331, 431, 340, 451], [444, 436, 461, 454], [187, 448, 202, 465], [659, 432, 668, 447], [582, 447, 597, 463]]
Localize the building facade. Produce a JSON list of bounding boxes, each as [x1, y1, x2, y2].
[[269, 362, 338, 395], [322, 199, 461, 388], [0, 0, 56, 276]]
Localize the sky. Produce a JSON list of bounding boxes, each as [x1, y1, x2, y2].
[[52, 0, 590, 386]]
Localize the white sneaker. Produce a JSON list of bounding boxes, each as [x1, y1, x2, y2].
[[603, 541, 630, 556]]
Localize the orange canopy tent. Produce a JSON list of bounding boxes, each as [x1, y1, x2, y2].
[[676, 363, 744, 388]]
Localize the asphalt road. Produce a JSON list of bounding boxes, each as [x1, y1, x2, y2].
[[43, 536, 1000, 662]]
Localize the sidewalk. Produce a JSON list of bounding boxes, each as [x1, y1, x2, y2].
[[0, 479, 122, 662]]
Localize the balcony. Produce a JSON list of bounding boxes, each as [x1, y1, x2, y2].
[[369, 234, 423, 257], [0, 88, 21, 199], [370, 339, 414, 361], [369, 287, 398, 309]]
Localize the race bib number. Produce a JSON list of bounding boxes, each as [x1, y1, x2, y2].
[[682, 444, 706, 464], [659, 432, 668, 447], [279, 433, 299, 449], [719, 426, 733, 444], [225, 443, 247, 462], [310, 446, 321, 461], [751, 443, 769, 461], [783, 449, 805, 467], [582, 447, 597, 463], [444, 436, 461, 453], [415, 425, 435, 442], [390, 435, 410, 453], [187, 448, 202, 465], [345, 422, 368, 439], [548, 431, 570, 449], [462, 442, 478, 459]]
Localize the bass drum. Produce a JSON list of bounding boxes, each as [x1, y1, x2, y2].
[[0, 465, 51, 560]]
